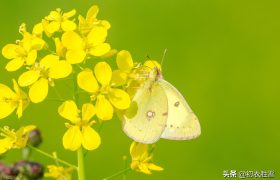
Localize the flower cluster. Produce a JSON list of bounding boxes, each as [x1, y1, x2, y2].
[[1, 4, 164, 179]]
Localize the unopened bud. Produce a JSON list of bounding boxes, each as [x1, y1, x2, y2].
[[13, 160, 44, 179], [1, 165, 18, 179], [28, 128, 42, 147]]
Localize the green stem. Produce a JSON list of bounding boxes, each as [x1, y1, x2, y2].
[[102, 168, 131, 180], [73, 67, 86, 180], [28, 145, 77, 169], [78, 147, 86, 180], [123, 156, 128, 180]]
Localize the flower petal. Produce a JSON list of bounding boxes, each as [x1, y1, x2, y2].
[[26, 50, 37, 65], [86, 5, 99, 20], [111, 70, 127, 86], [18, 70, 40, 87], [77, 69, 99, 93], [94, 62, 112, 86], [63, 9, 76, 18], [46, 21, 60, 34], [87, 26, 107, 46], [148, 163, 164, 171], [100, 20, 111, 29], [39, 54, 59, 69], [58, 100, 79, 123], [0, 102, 16, 119], [139, 164, 152, 174], [82, 126, 101, 150], [0, 83, 16, 98], [54, 38, 65, 57], [61, 20, 77, 31], [49, 61, 72, 79], [0, 138, 13, 154], [63, 125, 82, 151], [2, 44, 18, 59], [62, 31, 83, 50], [31, 37, 45, 50], [108, 88, 130, 110], [29, 78, 49, 103], [116, 50, 134, 71], [89, 43, 110, 57], [95, 95, 113, 120], [130, 142, 148, 159], [65, 49, 86, 64], [5, 58, 24, 72], [82, 103, 95, 122], [32, 23, 44, 36]]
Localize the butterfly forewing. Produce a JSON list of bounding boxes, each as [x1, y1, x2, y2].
[[159, 79, 201, 140], [122, 80, 168, 144]]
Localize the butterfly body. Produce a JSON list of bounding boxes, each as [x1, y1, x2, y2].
[[122, 67, 201, 144]]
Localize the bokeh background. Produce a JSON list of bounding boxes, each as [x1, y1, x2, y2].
[[0, 0, 280, 179]]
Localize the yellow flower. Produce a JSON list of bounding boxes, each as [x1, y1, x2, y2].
[[130, 142, 163, 175], [45, 165, 73, 180], [2, 24, 45, 72], [0, 79, 29, 119], [61, 27, 110, 64], [43, 8, 77, 36], [77, 62, 131, 120], [111, 50, 135, 86], [58, 101, 101, 151], [0, 125, 36, 154], [32, 22, 44, 37], [78, 5, 111, 35], [54, 37, 67, 58], [18, 55, 72, 103]]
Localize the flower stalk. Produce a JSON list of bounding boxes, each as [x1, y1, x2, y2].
[[28, 145, 77, 169], [77, 147, 86, 180], [102, 167, 131, 180]]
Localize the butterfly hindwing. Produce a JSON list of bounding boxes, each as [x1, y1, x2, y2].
[[159, 79, 201, 140], [122, 80, 168, 144]]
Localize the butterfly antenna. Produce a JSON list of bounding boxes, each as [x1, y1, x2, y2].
[[161, 48, 168, 68]]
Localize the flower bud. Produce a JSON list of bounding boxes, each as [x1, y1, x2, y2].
[[13, 160, 44, 179], [28, 128, 43, 147], [0, 162, 18, 179]]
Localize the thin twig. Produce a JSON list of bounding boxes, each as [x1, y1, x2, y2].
[[102, 168, 131, 180], [28, 145, 77, 170]]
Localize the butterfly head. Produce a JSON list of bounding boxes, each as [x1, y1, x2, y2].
[[143, 60, 163, 81]]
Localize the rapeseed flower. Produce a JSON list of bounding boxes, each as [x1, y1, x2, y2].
[[78, 5, 110, 35], [2, 24, 45, 72], [43, 8, 77, 36], [77, 61, 130, 120], [111, 50, 137, 86], [58, 101, 101, 151], [18, 54, 72, 103], [61, 26, 110, 64], [0, 125, 36, 154], [45, 165, 73, 180], [0, 79, 29, 119], [130, 142, 163, 174]]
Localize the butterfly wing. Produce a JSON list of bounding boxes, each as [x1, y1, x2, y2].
[[159, 79, 201, 140], [122, 80, 168, 144]]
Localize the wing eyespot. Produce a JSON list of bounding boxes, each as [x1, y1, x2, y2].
[[146, 110, 155, 120], [174, 101, 180, 107]]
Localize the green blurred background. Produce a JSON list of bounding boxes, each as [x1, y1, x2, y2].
[[0, 0, 280, 179]]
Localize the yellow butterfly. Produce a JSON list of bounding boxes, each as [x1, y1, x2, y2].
[[122, 60, 201, 144]]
